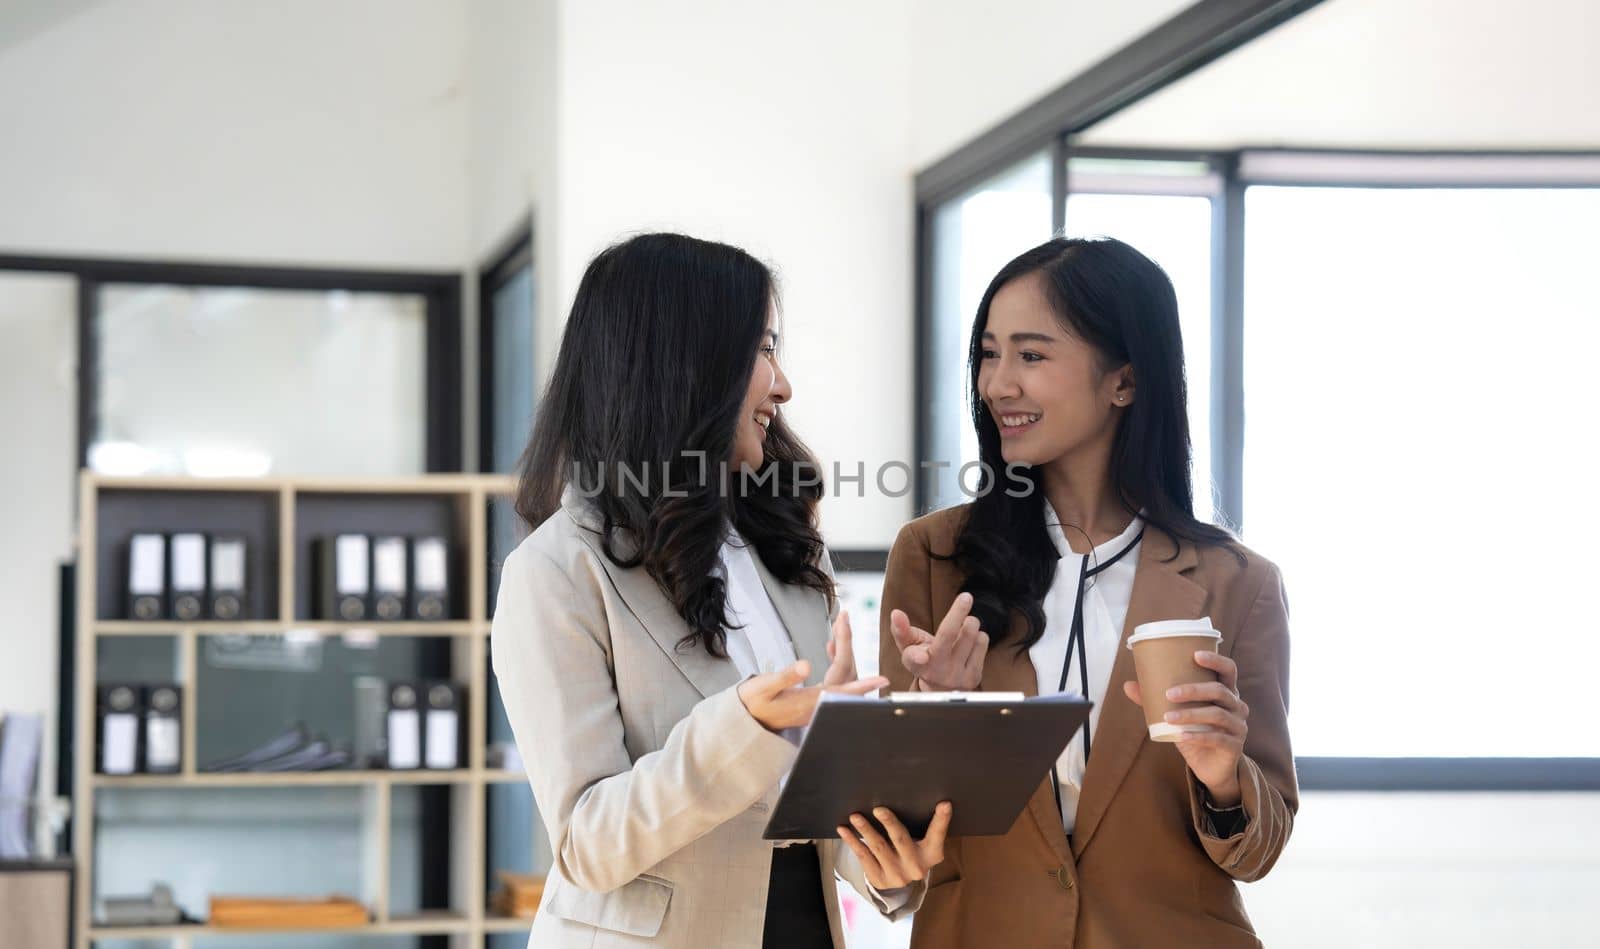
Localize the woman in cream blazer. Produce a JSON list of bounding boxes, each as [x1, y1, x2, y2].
[[492, 233, 947, 948]]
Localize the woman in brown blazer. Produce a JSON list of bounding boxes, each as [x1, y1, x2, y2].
[[881, 237, 1296, 948]]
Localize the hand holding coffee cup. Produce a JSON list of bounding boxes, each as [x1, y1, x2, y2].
[[1122, 618, 1248, 806]]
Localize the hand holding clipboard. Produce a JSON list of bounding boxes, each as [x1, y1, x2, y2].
[[764, 690, 1089, 842], [739, 610, 952, 889]]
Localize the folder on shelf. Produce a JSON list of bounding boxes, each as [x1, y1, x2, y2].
[[762, 692, 1091, 841], [486, 742, 523, 772], [125, 533, 166, 620], [352, 676, 388, 768], [386, 683, 422, 769], [208, 534, 248, 620], [168, 532, 207, 622], [96, 685, 142, 775], [490, 871, 545, 919], [409, 536, 450, 621], [142, 685, 182, 774], [209, 895, 368, 928], [371, 535, 409, 621], [423, 682, 462, 770], [316, 534, 371, 621]]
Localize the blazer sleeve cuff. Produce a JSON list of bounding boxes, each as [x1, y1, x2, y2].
[[713, 681, 801, 793], [866, 878, 926, 921], [832, 841, 927, 921], [1187, 755, 1283, 881]]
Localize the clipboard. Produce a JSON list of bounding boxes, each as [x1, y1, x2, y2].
[[762, 691, 1091, 840]]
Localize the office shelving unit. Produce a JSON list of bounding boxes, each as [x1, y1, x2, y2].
[[73, 472, 533, 948]]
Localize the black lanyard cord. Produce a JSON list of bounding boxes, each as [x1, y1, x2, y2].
[[1050, 526, 1145, 821]]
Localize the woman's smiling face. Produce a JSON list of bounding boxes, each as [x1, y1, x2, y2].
[[731, 314, 791, 471], [977, 270, 1133, 468]]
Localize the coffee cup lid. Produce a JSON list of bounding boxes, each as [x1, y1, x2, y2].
[[1126, 617, 1221, 649]]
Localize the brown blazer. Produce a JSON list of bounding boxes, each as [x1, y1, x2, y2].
[[879, 504, 1297, 949]]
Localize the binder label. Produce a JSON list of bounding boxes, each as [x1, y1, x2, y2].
[[146, 718, 181, 770], [425, 709, 459, 769], [129, 535, 164, 595], [387, 709, 420, 769], [374, 539, 407, 592], [415, 540, 447, 589], [335, 536, 370, 594], [212, 540, 246, 590], [102, 713, 138, 775], [171, 534, 206, 591]]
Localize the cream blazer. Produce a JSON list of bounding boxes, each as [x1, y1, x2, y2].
[[491, 485, 918, 947]]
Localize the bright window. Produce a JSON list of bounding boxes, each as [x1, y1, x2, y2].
[[924, 152, 1053, 511], [1242, 185, 1600, 757], [1065, 182, 1216, 522]]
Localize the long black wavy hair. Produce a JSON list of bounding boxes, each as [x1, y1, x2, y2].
[[945, 237, 1242, 650], [514, 232, 834, 658]]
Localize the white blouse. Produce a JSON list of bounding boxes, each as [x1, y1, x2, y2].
[[721, 526, 908, 908], [1029, 502, 1144, 834], [717, 527, 799, 679]]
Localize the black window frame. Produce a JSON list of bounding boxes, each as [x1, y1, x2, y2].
[[911, 0, 1600, 791], [0, 253, 463, 474], [476, 223, 535, 475]]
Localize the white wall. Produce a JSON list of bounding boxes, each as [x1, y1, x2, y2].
[[0, 0, 479, 816], [525, 0, 1202, 543], [0, 273, 77, 828], [0, 0, 471, 270], [1081, 0, 1600, 149], [910, 0, 1190, 167], [537, 0, 917, 547], [467, 0, 538, 259]]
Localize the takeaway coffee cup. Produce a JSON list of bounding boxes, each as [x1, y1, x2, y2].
[[1126, 617, 1224, 742]]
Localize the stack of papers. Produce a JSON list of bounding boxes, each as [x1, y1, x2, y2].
[[99, 883, 185, 926], [200, 724, 351, 772]]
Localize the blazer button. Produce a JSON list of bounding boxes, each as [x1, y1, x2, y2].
[[1055, 865, 1074, 890]]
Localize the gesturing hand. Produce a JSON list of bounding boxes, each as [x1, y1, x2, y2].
[[738, 611, 888, 733], [837, 802, 952, 890], [822, 609, 861, 687], [1123, 650, 1248, 806], [889, 592, 989, 691]]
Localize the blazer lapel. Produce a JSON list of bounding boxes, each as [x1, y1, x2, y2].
[[981, 612, 1079, 864], [748, 549, 830, 684], [1070, 528, 1206, 858], [561, 486, 742, 699]]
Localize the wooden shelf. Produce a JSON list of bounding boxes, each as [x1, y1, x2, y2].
[[76, 472, 525, 949], [86, 914, 474, 939], [88, 473, 515, 495], [278, 620, 486, 637], [384, 911, 475, 934], [94, 620, 486, 637], [94, 769, 487, 789], [483, 913, 537, 932], [483, 769, 528, 784], [95, 621, 287, 636]]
